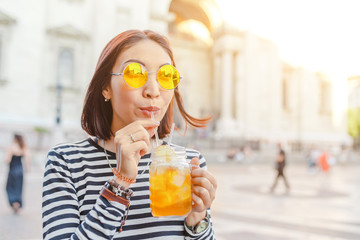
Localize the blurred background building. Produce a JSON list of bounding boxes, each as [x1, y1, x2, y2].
[[0, 0, 354, 155], [348, 75, 360, 150]]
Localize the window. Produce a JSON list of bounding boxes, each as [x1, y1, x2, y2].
[[47, 24, 89, 90], [282, 76, 288, 110], [0, 11, 16, 84], [282, 65, 291, 111], [0, 36, 3, 79], [319, 79, 332, 114], [57, 47, 74, 87]]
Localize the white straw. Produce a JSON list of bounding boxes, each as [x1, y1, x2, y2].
[[151, 112, 160, 146], [168, 122, 175, 145], [116, 143, 121, 172]]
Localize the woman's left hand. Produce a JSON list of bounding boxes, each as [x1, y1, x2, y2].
[[186, 157, 217, 226]]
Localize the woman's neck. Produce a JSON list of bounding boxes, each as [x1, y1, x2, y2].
[[102, 137, 115, 152]]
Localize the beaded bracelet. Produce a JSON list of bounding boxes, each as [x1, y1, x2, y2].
[[112, 168, 137, 184]]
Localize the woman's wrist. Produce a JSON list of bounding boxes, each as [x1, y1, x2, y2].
[[100, 180, 133, 232], [185, 210, 207, 226], [114, 176, 131, 188], [112, 168, 136, 187]]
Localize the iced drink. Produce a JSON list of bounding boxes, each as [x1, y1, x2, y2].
[[149, 145, 191, 217]]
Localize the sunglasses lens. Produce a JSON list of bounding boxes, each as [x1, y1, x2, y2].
[[123, 63, 147, 88], [158, 65, 180, 90]]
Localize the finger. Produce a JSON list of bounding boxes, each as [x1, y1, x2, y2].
[[145, 126, 157, 139], [129, 119, 160, 129], [128, 128, 151, 147], [114, 131, 130, 146], [114, 119, 159, 136], [192, 177, 216, 202], [192, 186, 211, 210], [191, 193, 206, 212], [121, 141, 149, 164], [131, 120, 160, 138], [191, 169, 218, 190], [115, 120, 159, 143], [191, 177, 212, 189], [115, 131, 143, 146], [190, 157, 200, 170], [117, 142, 143, 179]]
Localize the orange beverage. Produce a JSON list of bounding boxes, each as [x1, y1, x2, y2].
[[149, 146, 191, 217]]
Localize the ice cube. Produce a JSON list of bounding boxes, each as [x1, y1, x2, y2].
[[171, 174, 185, 187]]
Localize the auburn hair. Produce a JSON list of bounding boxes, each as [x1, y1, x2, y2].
[[14, 134, 25, 150], [81, 30, 211, 140]]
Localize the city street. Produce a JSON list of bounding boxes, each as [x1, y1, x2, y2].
[[1, 160, 359, 240], [0, 0, 359, 239]]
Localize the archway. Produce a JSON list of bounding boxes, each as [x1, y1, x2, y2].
[[167, 0, 222, 132]]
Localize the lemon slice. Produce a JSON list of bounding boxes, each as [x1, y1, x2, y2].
[[154, 145, 176, 162]]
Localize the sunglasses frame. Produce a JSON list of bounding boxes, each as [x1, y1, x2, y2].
[[111, 62, 182, 90]]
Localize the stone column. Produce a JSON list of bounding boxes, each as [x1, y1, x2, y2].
[[221, 51, 233, 120], [213, 54, 221, 112], [216, 50, 235, 135], [212, 25, 243, 137], [235, 52, 245, 133]]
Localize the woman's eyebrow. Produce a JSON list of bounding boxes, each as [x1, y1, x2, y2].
[[122, 59, 145, 66], [158, 63, 171, 68]]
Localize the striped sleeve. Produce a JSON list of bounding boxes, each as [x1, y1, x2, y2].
[[42, 148, 126, 240], [184, 151, 215, 240]]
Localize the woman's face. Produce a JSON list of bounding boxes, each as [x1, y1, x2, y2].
[[103, 39, 174, 134]]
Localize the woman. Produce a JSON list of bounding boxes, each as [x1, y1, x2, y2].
[[42, 30, 217, 239], [5, 133, 30, 213]]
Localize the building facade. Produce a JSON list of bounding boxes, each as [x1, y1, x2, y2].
[[0, 0, 350, 150]]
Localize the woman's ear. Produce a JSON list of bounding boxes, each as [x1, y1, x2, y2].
[[102, 86, 111, 101]]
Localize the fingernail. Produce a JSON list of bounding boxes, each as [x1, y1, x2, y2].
[[153, 120, 160, 125]]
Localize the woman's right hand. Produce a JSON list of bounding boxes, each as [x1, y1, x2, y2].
[[113, 119, 159, 185]]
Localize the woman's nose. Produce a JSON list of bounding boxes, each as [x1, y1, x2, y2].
[[143, 72, 160, 98]]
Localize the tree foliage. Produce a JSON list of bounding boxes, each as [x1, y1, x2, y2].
[[348, 108, 360, 138]]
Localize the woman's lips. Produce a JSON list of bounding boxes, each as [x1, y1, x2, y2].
[[140, 106, 160, 117]]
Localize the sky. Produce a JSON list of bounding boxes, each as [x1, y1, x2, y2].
[[215, 0, 360, 78]]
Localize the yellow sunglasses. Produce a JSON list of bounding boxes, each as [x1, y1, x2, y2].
[[111, 62, 182, 90]]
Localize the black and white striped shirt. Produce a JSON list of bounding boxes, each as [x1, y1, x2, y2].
[[42, 138, 214, 239]]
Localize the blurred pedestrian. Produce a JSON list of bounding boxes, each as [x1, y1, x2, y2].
[[318, 149, 330, 173], [233, 148, 244, 162], [242, 144, 254, 163], [306, 146, 319, 174], [338, 144, 349, 166], [227, 147, 239, 161], [4, 133, 31, 213], [270, 144, 290, 193]]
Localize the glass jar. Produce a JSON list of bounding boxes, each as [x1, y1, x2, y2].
[[149, 145, 192, 217]]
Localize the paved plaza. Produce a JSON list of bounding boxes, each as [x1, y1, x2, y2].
[[1, 160, 359, 240], [211, 162, 360, 240]]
